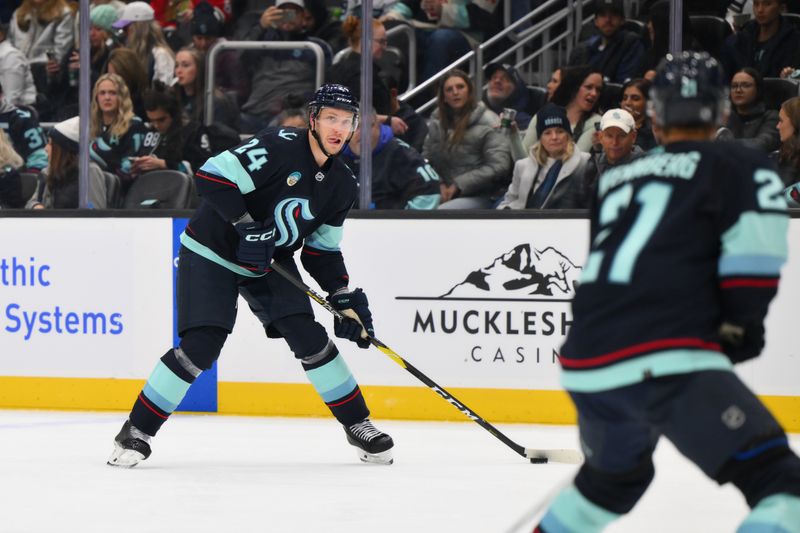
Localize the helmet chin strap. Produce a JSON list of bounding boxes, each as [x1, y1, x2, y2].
[[310, 115, 355, 160]]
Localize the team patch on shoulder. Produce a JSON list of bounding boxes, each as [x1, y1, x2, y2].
[[287, 171, 302, 186]]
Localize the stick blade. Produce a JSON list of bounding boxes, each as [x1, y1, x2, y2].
[[525, 448, 584, 465]]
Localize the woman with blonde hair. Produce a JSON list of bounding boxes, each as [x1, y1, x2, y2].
[[89, 73, 149, 188], [423, 69, 512, 209], [498, 104, 590, 210], [0, 130, 25, 209], [113, 2, 175, 85]]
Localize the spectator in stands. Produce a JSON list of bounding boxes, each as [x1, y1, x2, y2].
[[113, 2, 176, 85], [89, 73, 150, 189], [276, 108, 308, 128], [26, 116, 108, 209], [546, 67, 562, 100], [239, 0, 329, 132], [174, 46, 240, 132], [50, 4, 119, 120], [521, 65, 603, 157], [382, 0, 499, 80], [191, 1, 250, 107], [724, 67, 780, 152], [721, 0, 800, 79], [385, 74, 428, 152], [637, 0, 697, 80], [106, 47, 149, 119], [772, 95, 800, 184], [304, 0, 346, 53], [342, 110, 440, 209], [621, 78, 657, 151], [482, 62, 538, 131], [0, 130, 25, 209], [423, 69, 512, 209], [0, 21, 37, 108], [497, 103, 590, 209], [0, 82, 48, 172], [328, 17, 407, 133], [579, 108, 644, 207], [568, 0, 645, 84], [9, 0, 75, 67]]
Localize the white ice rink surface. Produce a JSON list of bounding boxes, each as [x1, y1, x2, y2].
[[1, 410, 798, 533]]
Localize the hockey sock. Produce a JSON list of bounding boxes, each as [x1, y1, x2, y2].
[[537, 484, 620, 533], [302, 340, 369, 426], [737, 493, 800, 533], [130, 348, 201, 436]]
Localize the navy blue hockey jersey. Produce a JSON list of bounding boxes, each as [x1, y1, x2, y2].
[[0, 107, 47, 171], [559, 141, 789, 392], [181, 127, 358, 293]]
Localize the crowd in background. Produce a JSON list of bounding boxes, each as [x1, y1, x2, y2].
[[1, 0, 799, 211]]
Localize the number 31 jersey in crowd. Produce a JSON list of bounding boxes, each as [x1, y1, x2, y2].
[[559, 141, 789, 393], [181, 127, 359, 293]]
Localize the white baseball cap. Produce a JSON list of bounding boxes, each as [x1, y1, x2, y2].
[[276, 0, 305, 7], [600, 108, 635, 133], [113, 1, 155, 29]]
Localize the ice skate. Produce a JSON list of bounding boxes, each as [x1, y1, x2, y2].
[[344, 419, 394, 465], [107, 420, 152, 468]]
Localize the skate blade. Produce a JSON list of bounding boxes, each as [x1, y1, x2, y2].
[[107, 442, 145, 468], [355, 448, 393, 465]]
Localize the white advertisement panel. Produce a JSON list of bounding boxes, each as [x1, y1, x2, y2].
[[222, 217, 800, 397], [0, 218, 173, 378]]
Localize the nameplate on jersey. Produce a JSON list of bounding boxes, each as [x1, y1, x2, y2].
[[598, 151, 701, 196]]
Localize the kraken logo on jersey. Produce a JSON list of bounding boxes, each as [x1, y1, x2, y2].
[[286, 171, 302, 186], [274, 198, 314, 246]]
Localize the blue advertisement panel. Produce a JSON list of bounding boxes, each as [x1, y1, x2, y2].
[[173, 218, 218, 412]]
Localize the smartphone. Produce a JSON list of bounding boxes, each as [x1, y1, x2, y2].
[[279, 9, 296, 22]]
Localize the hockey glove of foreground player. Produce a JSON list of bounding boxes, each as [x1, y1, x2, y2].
[[718, 321, 765, 363], [234, 218, 276, 271], [329, 288, 374, 349]]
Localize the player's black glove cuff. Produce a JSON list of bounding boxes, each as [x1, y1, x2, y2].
[[234, 218, 276, 271], [718, 321, 765, 363], [329, 288, 374, 349]]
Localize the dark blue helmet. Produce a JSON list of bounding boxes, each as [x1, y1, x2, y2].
[[308, 84, 359, 117], [650, 51, 728, 129]]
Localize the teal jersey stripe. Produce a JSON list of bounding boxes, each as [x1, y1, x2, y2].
[[27, 148, 48, 170], [721, 212, 788, 259], [406, 194, 440, 210], [540, 485, 620, 533], [180, 232, 265, 277], [143, 361, 192, 413], [304, 354, 355, 400], [305, 223, 343, 252], [561, 350, 732, 392], [719, 254, 786, 276], [203, 151, 256, 193], [738, 493, 800, 533]]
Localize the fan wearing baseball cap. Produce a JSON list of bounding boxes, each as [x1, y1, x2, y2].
[[113, 1, 175, 86]]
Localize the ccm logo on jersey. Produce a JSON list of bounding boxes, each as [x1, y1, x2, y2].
[[245, 228, 276, 241]]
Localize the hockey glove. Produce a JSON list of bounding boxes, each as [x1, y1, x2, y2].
[[234, 219, 276, 271], [329, 288, 374, 349], [719, 321, 765, 363]]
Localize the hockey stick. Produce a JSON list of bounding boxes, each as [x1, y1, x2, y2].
[[269, 261, 583, 465]]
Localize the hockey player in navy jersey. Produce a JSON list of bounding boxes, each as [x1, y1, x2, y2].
[[107, 84, 394, 467], [535, 52, 800, 532]]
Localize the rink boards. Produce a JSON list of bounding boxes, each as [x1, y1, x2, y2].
[[0, 213, 798, 430]]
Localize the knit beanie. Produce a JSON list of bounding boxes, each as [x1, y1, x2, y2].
[[536, 103, 572, 138], [90, 5, 119, 33], [192, 1, 224, 37], [50, 117, 81, 154]]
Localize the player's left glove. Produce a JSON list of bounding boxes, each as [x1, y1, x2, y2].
[[329, 288, 374, 349], [718, 321, 765, 363]]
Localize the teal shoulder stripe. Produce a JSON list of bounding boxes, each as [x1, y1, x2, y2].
[[721, 212, 788, 259], [561, 350, 732, 392], [719, 255, 785, 276], [206, 151, 256, 194], [305, 223, 343, 252], [180, 232, 265, 278], [406, 194, 440, 210]]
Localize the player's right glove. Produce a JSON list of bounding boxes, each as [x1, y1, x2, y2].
[[718, 321, 765, 363], [234, 218, 276, 271], [329, 288, 374, 349]]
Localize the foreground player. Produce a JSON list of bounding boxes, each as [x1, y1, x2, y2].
[[536, 52, 800, 532], [107, 84, 394, 467]]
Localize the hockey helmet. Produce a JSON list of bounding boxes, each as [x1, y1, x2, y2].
[[308, 84, 359, 121], [650, 51, 728, 129]]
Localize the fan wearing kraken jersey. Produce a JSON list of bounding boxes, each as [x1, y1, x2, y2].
[[107, 84, 394, 468], [0, 94, 47, 172], [535, 52, 800, 533]]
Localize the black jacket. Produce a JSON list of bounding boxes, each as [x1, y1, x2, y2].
[[721, 17, 800, 79]]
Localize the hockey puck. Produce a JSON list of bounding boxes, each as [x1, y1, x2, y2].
[[530, 457, 548, 464]]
